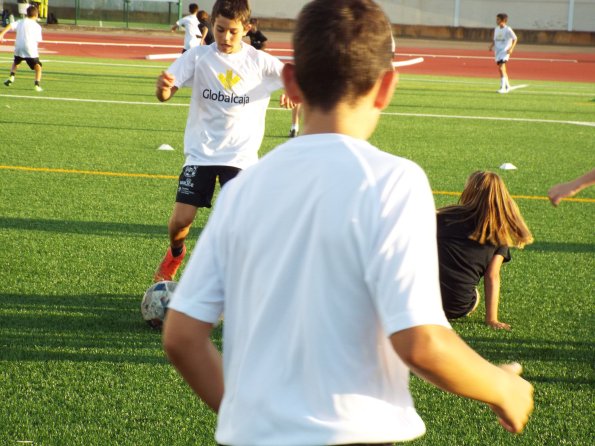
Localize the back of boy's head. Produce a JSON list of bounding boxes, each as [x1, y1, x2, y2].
[[26, 5, 38, 18], [189, 3, 199, 14], [211, 0, 251, 26], [293, 0, 394, 111], [198, 10, 208, 21], [496, 13, 508, 22]]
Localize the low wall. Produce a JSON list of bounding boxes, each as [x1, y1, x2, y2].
[[259, 18, 595, 47]]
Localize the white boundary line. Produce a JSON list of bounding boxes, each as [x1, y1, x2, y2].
[[1, 38, 583, 63], [2, 93, 593, 127]]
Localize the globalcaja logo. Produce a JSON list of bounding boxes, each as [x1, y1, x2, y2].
[[202, 69, 250, 105], [217, 69, 241, 90]]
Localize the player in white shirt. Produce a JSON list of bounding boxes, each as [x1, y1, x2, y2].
[[489, 13, 518, 94], [171, 3, 203, 52], [0, 5, 43, 91], [153, 0, 292, 283], [163, 1, 534, 445]]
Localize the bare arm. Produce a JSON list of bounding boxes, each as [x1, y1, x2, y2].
[[0, 24, 12, 42], [548, 168, 595, 206], [391, 325, 533, 433], [171, 24, 179, 32], [156, 71, 179, 102], [484, 254, 509, 330], [199, 24, 209, 45], [508, 38, 517, 54], [162, 309, 224, 413]]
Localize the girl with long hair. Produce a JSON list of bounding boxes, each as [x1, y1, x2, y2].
[[437, 171, 533, 330]]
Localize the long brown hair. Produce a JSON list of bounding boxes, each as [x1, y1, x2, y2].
[[440, 171, 533, 248]]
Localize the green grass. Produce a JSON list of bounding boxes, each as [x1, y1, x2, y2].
[[0, 54, 594, 445]]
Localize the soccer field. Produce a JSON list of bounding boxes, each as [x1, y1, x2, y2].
[[0, 54, 594, 445]]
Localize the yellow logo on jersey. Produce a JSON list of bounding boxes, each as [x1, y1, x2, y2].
[[217, 70, 241, 90]]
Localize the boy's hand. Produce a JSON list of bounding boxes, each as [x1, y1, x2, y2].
[[489, 365, 534, 433], [156, 71, 177, 102]]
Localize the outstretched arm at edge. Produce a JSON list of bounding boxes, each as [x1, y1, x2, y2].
[[548, 168, 595, 206], [391, 325, 533, 433]]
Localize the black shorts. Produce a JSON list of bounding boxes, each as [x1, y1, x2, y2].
[[175, 165, 241, 208], [14, 56, 42, 70], [496, 59, 508, 65]]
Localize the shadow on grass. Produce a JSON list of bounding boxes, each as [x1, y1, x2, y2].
[[0, 292, 221, 364], [526, 241, 595, 254], [464, 336, 595, 386], [0, 216, 203, 239]]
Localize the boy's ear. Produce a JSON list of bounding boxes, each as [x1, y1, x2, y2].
[[243, 23, 252, 36], [374, 69, 398, 110], [281, 63, 303, 103]]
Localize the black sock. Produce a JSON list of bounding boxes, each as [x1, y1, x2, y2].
[[171, 246, 184, 257], [34, 81, 40, 86], [10, 72, 15, 77]]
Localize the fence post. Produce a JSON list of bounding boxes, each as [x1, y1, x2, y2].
[[567, 0, 575, 31]]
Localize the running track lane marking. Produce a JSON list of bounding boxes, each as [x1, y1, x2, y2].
[[2, 94, 594, 127], [2, 165, 593, 203], [1, 38, 583, 63]]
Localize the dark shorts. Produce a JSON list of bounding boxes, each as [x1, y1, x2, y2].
[[175, 165, 241, 208], [496, 59, 508, 65], [14, 56, 42, 70]]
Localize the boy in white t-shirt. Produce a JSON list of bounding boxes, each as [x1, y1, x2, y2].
[[489, 13, 518, 94], [0, 5, 43, 92], [162, 1, 534, 444], [154, 0, 292, 282], [171, 3, 203, 52]]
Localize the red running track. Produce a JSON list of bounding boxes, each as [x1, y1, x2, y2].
[[4, 31, 594, 83]]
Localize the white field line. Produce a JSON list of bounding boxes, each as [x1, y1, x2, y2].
[[1, 37, 179, 49], [0, 56, 167, 69], [266, 47, 580, 63], [2, 93, 593, 127], [1, 38, 582, 63]]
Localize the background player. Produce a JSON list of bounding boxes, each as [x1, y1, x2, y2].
[[489, 13, 517, 94], [0, 5, 43, 91]]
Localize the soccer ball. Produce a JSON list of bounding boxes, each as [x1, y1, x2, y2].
[[141, 281, 177, 329]]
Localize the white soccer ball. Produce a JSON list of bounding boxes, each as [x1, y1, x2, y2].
[[141, 281, 177, 329]]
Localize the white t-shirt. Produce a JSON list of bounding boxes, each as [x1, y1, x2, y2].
[[176, 14, 202, 50], [493, 25, 517, 62], [167, 42, 284, 169], [169, 134, 451, 445], [11, 18, 42, 58]]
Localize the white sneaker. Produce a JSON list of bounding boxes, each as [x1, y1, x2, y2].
[[497, 88, 509, 94], [34, 85, 43, 92]]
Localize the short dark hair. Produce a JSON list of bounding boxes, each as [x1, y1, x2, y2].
[[211, 0, 251, 26], [293, 0, 394, 111], [189, 4, 199, 14], [26, 5, 38, 18], [496, 13, 508, 22]]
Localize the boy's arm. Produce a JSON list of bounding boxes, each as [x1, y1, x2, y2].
[[484, 254, 509, 330], [508, 37, 517, 54], [171, 24, 179, 32], [391, 325, 533, 433], [163, 309, 224, 413], [156, 71, 178, 102], [0, 24, 12, 41]]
